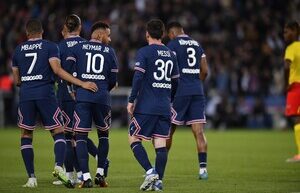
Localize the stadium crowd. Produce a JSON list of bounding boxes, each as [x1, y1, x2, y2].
[[0, 0, 298, 128]]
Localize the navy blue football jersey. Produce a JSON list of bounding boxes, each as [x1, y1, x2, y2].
[[57, 36, 86, 102], [132, 44, 179, 116], [167, 35, 205, 96], [66, 39, 118, 106], [12, 38, 59, 101]]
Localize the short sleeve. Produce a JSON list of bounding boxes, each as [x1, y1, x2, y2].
[[110, 48, 119, 73], [171, 54, 180, 79], [198, 44, 206, 58], [134, 49, 147, 73], [285, 45, 294, 62], [12, 49, 19, 68], [66, 45, 77, 62], [48, 43, 60, 61]]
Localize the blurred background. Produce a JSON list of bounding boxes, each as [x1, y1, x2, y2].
[[0, 0, 298, 129]]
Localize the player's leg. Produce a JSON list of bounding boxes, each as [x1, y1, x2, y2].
[[93, 104, 111, 187], [287, 116, 300, 162], [151, 115, 171, 191], [187, 95, 208, 179], [37, 99, 73, 188], [167, 96, 190, 151], [18, 101, 37, 188], [128, 114, 157, 190], [73, 102, 93, 188]]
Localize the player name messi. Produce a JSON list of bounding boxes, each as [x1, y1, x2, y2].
[[157, 50, 171, 57], [21, 43, 42, 51]]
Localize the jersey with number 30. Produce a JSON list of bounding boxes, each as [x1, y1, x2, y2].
[[12, 39, 59, 102], [66, 40, 118, 106], [167, 35, 205, 96], [133, 44, 179, 116]]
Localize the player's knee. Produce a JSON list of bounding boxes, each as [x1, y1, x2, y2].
[[21, 129, 33, 138], [51, 127, 64, 135], [128, 135, 140, 145], [97, 129, 109, 138]]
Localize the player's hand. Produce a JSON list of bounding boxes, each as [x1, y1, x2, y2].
[[127, 102, 134, 117], [81, 81, 98, 92]]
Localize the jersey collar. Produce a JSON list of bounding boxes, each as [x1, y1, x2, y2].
[[177, 34, 189, 38], [28, 38, 42, 41], [90, 39, 102, 43]]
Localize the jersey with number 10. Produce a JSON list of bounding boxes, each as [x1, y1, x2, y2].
[[133, 44, 179, 116], [67, 40, 118, 106], [12, 39, 59, 102], [167, 35, 205, 96]]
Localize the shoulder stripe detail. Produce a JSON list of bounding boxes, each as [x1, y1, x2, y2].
[[171, 74, 180, 79], [134, 67, 145, 73], [111, 69, 119, 73], [201, 53, 206, 58], [66, 56, 76, 62]]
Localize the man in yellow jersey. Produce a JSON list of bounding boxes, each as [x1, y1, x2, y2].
[[284, 21, 300, 162]]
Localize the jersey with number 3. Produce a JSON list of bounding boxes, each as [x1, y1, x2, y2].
[[66, 40, 118, 106], [12, 39, 59, 102], [133, 44, 179, 116], [167, 35, 205, 96]]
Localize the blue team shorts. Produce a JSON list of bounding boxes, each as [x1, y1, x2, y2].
[[60, 101, 75, 132], [129, 113, 171, 140], [18, 99, 64, 130], [171, 95, 206, 125], [73, 102, 111, 133]]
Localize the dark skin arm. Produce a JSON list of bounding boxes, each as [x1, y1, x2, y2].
[[199, 56, 208, 81], [12, 67, 21, 86], [284, 59, 291, 91]]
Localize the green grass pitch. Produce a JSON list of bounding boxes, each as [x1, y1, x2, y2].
[[0, 128, 299, 193]]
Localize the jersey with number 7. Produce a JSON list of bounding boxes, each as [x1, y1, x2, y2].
[[12, 39, 59, 101], [167, 35, 205, 96]]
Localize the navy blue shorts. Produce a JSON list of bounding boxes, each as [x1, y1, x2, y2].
[[18, 99, 63, 130], [60, 101, 75, 132], [129, 113, 171, 140], [73, 102, 111, 133], [171, 95, 206, 125]]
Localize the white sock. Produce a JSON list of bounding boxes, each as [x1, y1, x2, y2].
[[77, 171, 82, 179], [96, 168, 104, 176], [82, 172, 91, 181], [146, 168, 153, 175], [199, 168, 207, 174]]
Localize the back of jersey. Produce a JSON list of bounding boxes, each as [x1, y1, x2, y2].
[[68, 40, 118, 106], [12, 39, 59, 101], [57, 36, 85, 102], [134, 44, 179, 116], [167, 35, 205, 96]]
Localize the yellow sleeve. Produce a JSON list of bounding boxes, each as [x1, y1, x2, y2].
[[285, 45, 294, 62]]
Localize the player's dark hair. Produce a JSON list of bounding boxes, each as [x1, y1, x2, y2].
[[166, 21, 183, 32], [146, 19, 165, 39], [65, 14, 81, 32], [91, 21, 110, 34], [285, 21, 300, 35], [25, 19, 43, 35]]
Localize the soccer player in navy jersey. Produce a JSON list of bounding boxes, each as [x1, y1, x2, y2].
[[166, 21, 209, 179], [127, 19, 179, 191], [11, 19, 97, 188], [56, 14, 109, 185], [66, 21, 118, 188]]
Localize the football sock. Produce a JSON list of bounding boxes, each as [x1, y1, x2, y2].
[[53, 132, 66, 167], [73, 147, 81, 172], [75, 133, 89, 173], [294, 124, 300, 154], [21, 137, 35, 177], [87, 137, 98, 158], [155, 147, 168, 180], [130, 141, 152, 172], [198, 152, 207, 168], [97, 130, 109, 174], [64, 132, 74, 172]]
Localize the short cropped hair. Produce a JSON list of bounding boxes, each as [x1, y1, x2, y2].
[[146, 19, 165, 39], [65, 14, 81, 32], [26, 19, 43, 35], [166, 21, 183, 32], [91, 21, 110, 34], [285, 21, 300, 35]]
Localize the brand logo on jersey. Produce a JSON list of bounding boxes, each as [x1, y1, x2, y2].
[[152, 82, 171, 89], [21, 75, 43, 81], [182, 68, 200, 74], [81, 73, 105, 80]]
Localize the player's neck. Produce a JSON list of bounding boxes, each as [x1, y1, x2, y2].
[[27, 34, 42, 40], [148, 38, 163, 45], [65, 32, 79, 38]]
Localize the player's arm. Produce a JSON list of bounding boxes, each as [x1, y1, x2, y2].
[[199, 54, 208, 81], [284, 59, 291, 91], [171, 57, 180, 102], [49, 58, 98, 92], [108, 49, 119, 91], [127, 70, 144, 116], [12, 67, 21, 86]]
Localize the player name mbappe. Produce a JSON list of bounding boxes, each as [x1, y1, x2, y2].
[[21, 43, 42, 51]]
